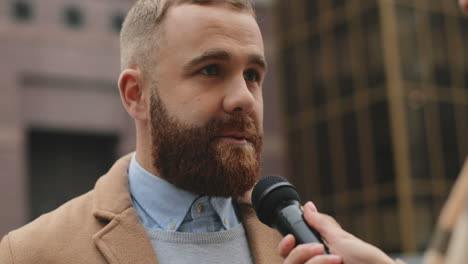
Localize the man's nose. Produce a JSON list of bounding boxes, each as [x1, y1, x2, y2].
[[222, 76, 255, 115]]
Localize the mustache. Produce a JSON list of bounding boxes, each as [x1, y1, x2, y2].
[[204, 114, 261, 141]]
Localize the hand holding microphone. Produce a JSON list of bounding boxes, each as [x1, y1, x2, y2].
[[251, 175, 329, 248], [252, 176, 395, 264]]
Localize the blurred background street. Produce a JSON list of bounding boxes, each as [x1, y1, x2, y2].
[[1, 0, 467, 261]]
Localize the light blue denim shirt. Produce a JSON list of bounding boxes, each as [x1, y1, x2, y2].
[[128, 154, 240, 232]]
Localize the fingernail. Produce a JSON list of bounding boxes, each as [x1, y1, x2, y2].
[[309, 244, 324, 254], [305, 201, 318, 213], [326, 255, 342, 263], [285, 234, 294, 247], [280, 235, 292, 248]]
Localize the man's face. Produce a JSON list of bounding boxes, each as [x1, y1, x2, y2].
[[148, 4, 266, 197]]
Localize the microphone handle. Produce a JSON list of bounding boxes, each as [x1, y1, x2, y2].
[[275, 204, 329, 254]]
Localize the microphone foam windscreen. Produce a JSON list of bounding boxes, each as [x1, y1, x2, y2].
[[251, 175, 300, 227]]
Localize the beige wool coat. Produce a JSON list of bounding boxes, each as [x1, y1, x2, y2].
[[0, 154, 284, 263]]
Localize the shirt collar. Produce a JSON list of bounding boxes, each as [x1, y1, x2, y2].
[[128, 154, 238, 231], [128, 154, 196, 231], [210, 197, 239, 229]]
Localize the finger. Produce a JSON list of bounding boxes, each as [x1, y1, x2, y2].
[[304, 201, 318, 213], [283, 243, 324, 264], [304, 255, 342, 264], [278, 234, 296, 258], [303, 210, 345, 243], [303, 207, 339, 231]]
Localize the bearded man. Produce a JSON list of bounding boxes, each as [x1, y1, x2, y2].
[[0, 0, 286, 263]]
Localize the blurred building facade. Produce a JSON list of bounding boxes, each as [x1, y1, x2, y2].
[[276, 0, 468, 254], [0, 0, 285, 237], [0, 0, 135, 237]]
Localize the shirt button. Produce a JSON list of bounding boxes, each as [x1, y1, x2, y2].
[[196, 203, 205, 214], [168, 222, 176, 230], [223, 218, 229, 226]]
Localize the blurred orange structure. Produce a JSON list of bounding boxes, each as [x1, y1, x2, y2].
[[275, 0, 468, 254]]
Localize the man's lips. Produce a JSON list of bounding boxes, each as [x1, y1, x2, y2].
[[213, 133, 250, 143]]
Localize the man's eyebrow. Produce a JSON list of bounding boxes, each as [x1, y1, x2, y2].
[[184, 48, 267, 72], [184, 49, 231, 71], [248, 54, 267, 71]]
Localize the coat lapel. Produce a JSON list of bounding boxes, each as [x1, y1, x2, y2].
[[238, 194, 284, 264], [93, 208, 159, 264], [91, 154, 158, 264]]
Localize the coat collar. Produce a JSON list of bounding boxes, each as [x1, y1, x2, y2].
[[90, 153, 283, 264], [92, 153, 134, 220], [91, 153, 158, 263], [237, 202, 284, 263]]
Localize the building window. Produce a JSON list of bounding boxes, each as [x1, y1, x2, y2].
[[12, 1, 33, 22], [362, 7, 385, 89], [64, 6, 84, 29], [370, 101, 395, 184], [332, 0, 346, 9], [439, 102, 460, 180], [28, 130, 118, 220], [316, 121, 333, 196], [288, 129, 304, 188], [407, 103, 430, 179], [342, 112, 362, 190], [311, 79, 326, 107], [306, 0, 319, 21], [112, 12, 125, 33], [283, 46, 299, 115]]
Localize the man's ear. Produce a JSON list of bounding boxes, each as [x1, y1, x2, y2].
[[118, 69, 148, 120]]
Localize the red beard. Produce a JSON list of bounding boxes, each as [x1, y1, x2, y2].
[[150, 93, 263, 198]]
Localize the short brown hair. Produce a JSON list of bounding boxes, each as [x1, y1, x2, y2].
[[120, 0, 255, 74]]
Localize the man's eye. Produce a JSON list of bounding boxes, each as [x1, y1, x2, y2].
[[244, 69, 260, 82], [199, 65, 220, 76]]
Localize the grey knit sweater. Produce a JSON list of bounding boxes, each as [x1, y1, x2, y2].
[[145, 223, 254, 263]]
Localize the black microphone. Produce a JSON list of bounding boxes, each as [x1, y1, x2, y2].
[[251, 175, 328, 253]]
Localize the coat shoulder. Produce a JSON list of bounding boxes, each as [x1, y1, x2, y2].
[[1, 190, 107, 263], [0, 235, 14, 263]]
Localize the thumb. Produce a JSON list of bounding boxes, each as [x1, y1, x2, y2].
[[303, 202, 348, 243]]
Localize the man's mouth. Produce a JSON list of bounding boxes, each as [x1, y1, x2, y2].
[[214, 133, 249, 144]]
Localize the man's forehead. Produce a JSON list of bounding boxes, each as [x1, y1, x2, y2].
[[164, 2, 257, 29], [169, 1, 256, 17], [160, 3, 263, 52]]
